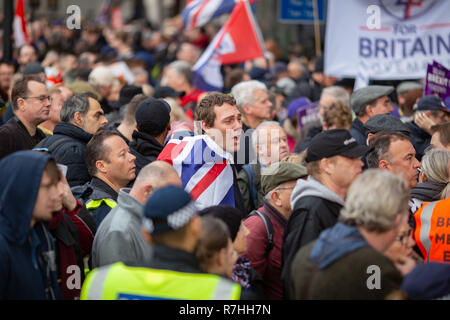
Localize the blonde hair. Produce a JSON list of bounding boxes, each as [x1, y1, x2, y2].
[[421, 149, 450, 199]]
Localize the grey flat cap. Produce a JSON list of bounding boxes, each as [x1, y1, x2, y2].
[[364, 114, 410, 136], [350, 85, 394, 115], [396, 81, 423, 95]]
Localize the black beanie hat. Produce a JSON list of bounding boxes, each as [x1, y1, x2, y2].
[[135, 98, 171, 136], [198, 205, 242, 241]]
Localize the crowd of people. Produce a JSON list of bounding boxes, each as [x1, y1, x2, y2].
[[0, 13, 450, 301]]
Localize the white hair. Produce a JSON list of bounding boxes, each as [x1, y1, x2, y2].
[[231, 80, 268, 109], [321, 86, 350, 106], [88, 66, 115, 87], [340, 169, 410, 232]]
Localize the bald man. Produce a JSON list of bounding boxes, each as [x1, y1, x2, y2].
[[91, 161, 182, 267]]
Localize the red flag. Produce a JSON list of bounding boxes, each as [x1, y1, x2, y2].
[[216, 0, 264, 65], [14, 0, 29, 46], [192, 0, 265, 91]]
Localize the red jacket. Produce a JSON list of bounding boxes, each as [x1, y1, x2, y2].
[[49, 200, 96, 300], [243, 200, 287, 300]]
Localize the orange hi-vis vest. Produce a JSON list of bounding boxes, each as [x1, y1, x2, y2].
[[414, 198, 450, 263]]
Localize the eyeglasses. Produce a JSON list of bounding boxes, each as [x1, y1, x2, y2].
[[396, 229, 412, 246], [24, 95, 51, 103]]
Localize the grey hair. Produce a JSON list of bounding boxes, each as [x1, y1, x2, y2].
[[231, 80, 268, 109], [167, 60, 193, 85], [421, 149, 450, 199], [60, 92, 97, 122], [321, 86, 350, 107], [339, 169, 410, 232]]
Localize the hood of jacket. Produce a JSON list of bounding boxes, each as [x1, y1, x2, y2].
[[291, 176, 345, 209], [310, 222, 369, 269], [0, 151, 53, 244], [53, 122, 93, 143], [130, 130, 163, 158], [410, 181, 447, 202]]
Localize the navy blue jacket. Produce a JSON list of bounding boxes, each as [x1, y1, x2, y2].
[[0, 151, 61, 300], [38, 122, 93, 187], [405, 121, 430, 161], [349, 118, 367, 146]]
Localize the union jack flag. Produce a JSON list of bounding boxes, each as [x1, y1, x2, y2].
[[157, 135, 235, 210], [182, 0, 236, 29]]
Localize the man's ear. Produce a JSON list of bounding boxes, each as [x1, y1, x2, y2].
[[16, 98, 26, 112], [73, 111, 83, 127], [365, 105, 374, 117], [270, 190, 282, 207], [189, 215, 202, 239], [95, 159, 107, 175], [379, 159, 389, 170], [321, 158, 333, 175], [201, 120, 210, 133], [141, 227, 154, 245], [242, 104, 251, 116]]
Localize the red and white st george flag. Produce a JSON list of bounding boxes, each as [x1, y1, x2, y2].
[[14, 0, 30, 47], [192, 0, 265, 91]]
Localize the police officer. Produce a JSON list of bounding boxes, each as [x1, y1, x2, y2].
[[81, 186, 242, 300]]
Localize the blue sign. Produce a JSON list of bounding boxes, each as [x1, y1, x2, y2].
[[279, 0, 325, 23]]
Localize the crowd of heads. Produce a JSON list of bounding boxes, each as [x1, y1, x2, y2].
[[0, 7, 449, 302]]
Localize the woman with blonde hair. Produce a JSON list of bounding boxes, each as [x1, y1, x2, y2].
[[411, 149, 450, 208]]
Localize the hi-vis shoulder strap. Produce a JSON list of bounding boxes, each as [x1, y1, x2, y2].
[[85, 198, 117, 210]]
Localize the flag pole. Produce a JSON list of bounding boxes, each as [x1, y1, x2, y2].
[[2, 0, 14, 61], [312, 0, 321, 57]]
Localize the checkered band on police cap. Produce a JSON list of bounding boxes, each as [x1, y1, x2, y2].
[[143, 186, 198, 234]]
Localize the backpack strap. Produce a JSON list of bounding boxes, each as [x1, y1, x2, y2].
[[248, 209, 274, 258], [242, 164, 258, 209], [35, 136, 75, 153]]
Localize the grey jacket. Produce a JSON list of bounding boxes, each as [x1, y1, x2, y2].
[[91, 188, 152, 268]]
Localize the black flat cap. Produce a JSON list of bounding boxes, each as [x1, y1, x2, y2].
[[364, 114, 411, 136]]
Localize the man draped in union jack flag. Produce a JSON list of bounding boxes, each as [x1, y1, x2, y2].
[[157, 92, 246, 216]]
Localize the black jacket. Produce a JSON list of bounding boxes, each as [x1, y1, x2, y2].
[[38, 122, 93, 187], [129, 130, 163, 176], [281, 176, 344, 299], [72, 177, 118, 227], [405, 121, 430, 161], [0, 117, 46, 160]]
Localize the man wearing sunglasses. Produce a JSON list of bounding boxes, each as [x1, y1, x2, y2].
[[0, 75, 49, 159]]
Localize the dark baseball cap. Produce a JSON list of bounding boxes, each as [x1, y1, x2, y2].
[[306, 129, 370, 163], [415, 95, 449, 113]]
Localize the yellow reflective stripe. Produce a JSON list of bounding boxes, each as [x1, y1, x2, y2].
[[97, 262, 240, 300], [212, 277, 242, 300], [86, 198, 117, 210]]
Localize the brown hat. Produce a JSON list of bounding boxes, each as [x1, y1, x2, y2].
[[65, 81, 101, 100], [261, 162, 307, 195]]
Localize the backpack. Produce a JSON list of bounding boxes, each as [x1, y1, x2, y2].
[[248, 209, 274, 258], [242, 164, 258, 209]]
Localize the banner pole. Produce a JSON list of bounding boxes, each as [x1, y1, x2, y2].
[[312, 0, 321, 57], [3, 0, 14, 62]]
